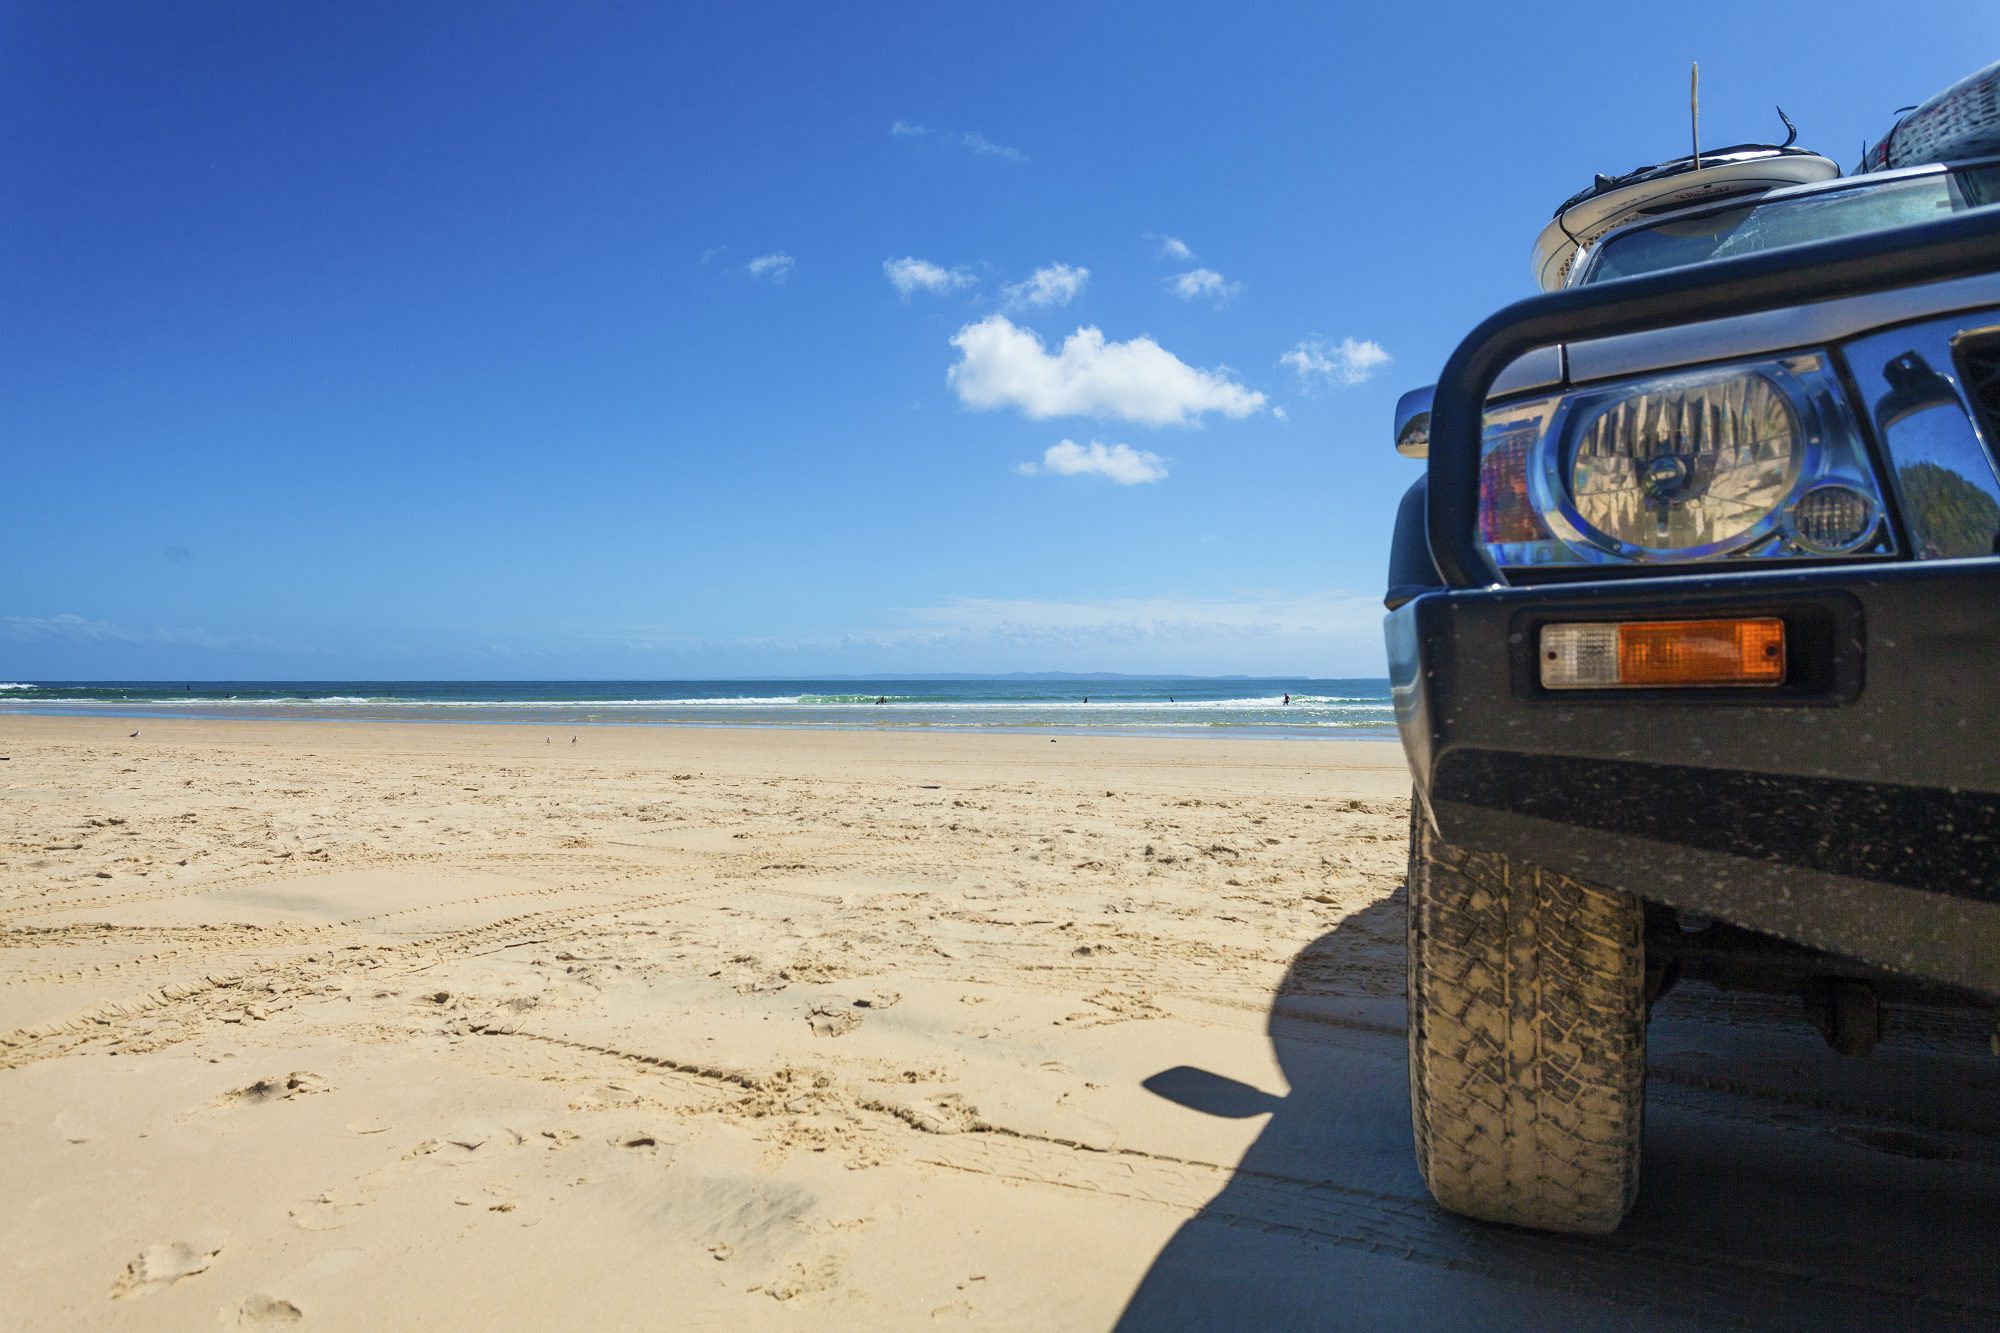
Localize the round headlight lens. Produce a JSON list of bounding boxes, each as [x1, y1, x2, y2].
[[1567, 372, 1802, 552]]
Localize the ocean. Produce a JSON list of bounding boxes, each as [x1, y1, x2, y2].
[[0, 677, 1396, 739]]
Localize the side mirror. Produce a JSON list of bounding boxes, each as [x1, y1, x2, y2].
[[1395, 385, 1434, 459]]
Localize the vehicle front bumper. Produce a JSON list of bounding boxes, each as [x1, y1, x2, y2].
[[1389, 560, 2000, 995]]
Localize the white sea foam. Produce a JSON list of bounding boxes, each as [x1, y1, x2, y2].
[[0, 683, 34, 691], [357, 696, 805, 708], [0, 685, 1395, 735]]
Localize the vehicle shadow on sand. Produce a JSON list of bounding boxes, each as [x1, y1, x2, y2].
[[1116, 889, 2000, 1332]]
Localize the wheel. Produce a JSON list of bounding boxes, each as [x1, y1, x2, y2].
[[1406, 803, 1647, 1234]]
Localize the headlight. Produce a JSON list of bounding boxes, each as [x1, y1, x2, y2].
[[1478, 353, 1893, 568], [1569, 370, 1800, 551]]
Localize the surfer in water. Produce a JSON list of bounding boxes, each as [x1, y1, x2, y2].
[[1283, 693, 1291, 705]]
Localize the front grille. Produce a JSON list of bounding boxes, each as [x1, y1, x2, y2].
[[1955, 327, 2000, 453]]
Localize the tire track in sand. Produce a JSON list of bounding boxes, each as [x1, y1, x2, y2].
[[0, 878, 731, 1068], [463, 1023, 1999, 1329]]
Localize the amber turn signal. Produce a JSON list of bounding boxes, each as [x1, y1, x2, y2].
[[1541, 618, 1786, 689]]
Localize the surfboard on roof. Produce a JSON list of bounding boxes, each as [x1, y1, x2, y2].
[[1531, 120, 1838, 292], [1535, 60, 2000, 294]]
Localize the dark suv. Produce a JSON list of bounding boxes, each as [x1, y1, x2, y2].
[[1384, 152, 2000, 1234]]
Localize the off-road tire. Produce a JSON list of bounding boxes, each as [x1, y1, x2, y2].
[[1406, 805, 1646, 1234]]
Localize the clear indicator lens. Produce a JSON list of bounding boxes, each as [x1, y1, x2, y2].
[[1790, 483, 1875, 552], [1540, 623, 1620, 687], [1568, 373, 1801, 551]]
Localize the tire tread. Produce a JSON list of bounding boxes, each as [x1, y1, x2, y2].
[[1407, 807, 1646, 1234]]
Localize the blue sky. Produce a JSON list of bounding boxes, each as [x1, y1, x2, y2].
[[4, 2, 1991, 678]]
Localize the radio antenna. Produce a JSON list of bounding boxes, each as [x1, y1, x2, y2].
[[1690, 62, 1702, 169]]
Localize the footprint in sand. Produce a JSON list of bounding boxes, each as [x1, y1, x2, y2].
[[292, 1187, 369, 1233], [807, 1003, 861, 1037], [220, 1072, 328, 1106], [234, 1293, 303, 1325], [110, 1233, 225, 1298], [806, 990, 901, 1036]]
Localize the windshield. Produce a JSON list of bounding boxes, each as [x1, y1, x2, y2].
[[1582, 161, 2000, 284]]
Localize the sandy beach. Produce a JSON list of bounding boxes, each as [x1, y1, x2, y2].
[[3, 716, 1996, 1330]]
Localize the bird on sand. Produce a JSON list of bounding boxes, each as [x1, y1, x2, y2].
[[128, 730, 141, 738]]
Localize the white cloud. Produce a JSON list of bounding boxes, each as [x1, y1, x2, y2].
[[958, 130, 1018, 159], [948, 315, 1266, 426], [1155, 235, 1195, 262], [699, 245, 727, 265], [1170, 268, 1243, 301], [1282, 336, 1390, 389], [1001, 262, 1088, 310], [1019, 439, 1168, 485], [1272, 405, 1288, 422], [0, 612, 263, 651], [884, 256, 975, 298], [746, 252, 795, 283], [890, 120, 1024, 162]]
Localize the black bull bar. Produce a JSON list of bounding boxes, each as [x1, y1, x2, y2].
[[1425, 206, 2000, 586], [1404, 205, 2000, 994]]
